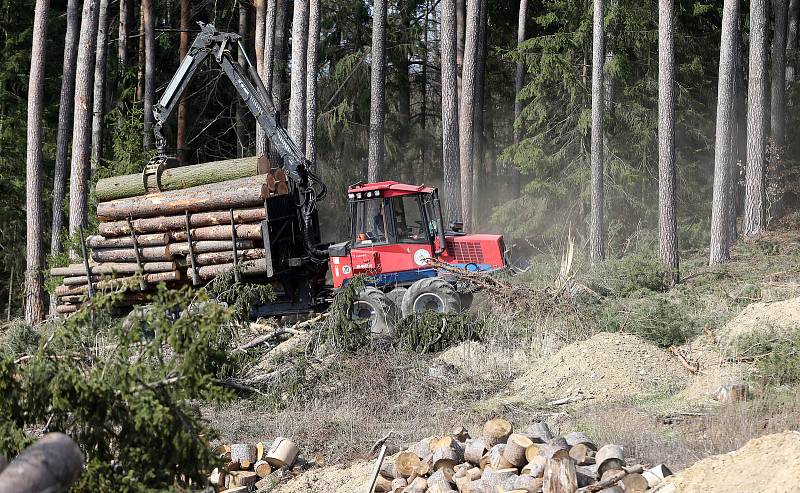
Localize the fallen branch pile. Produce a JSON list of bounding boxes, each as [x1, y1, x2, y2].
[[371, 418, 672, 493], [50, 157, 288, 314], [209, 436, 302, 492]]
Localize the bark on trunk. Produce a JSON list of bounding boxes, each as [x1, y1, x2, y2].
[[787, 0, 799, 81], [136, 12, 144, 100], [51, 261, 176, 277], [305, 0, 321, 168], [91, 0, 110, 171], [197, 259, 268, 280], [176, 0, 190, 163], [171, 223, 263, 241], [170, 240, 256, 256], [368, 0, 388, 183], [658, 0, 679, 283], [709, 0, 739, 265], [264, 0, 277, 99], [441, 0, 461, 222], [91, 245, 172, 262], [288, 0, 309, 153], [743, 0, 769, 235], [728, 22, 746, 243], [142, 0, 155, 148], [458, 0, 481, 231], [68, 0, 101, 237], [472, 0, 488, 219], [95, 156, 266, 201], [50, 0, 80, 261], [25, 0, 49, 323], [99, 208, 266, 236], [87, 233, 169, 248], [96, 176, 272, 220], [590, 0, 606, 262], [456, 0, 465, 101], [119, 0, 128, 67], [771, 0, 789, 150], [513, 0, 528, 200], [237, 1, 251, 157], [272, 0, 289, 118]]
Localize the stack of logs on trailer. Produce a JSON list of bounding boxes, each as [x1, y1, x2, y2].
[[373, 418, 673, 493], [50, 157, 286, 314]]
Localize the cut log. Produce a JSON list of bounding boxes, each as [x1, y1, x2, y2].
[[54, 272, 180, 296], [413, 437, 436, 459], [390, 478, 407, 489], [254, 459, 272, 478], [428, 468, 453, 490], [231, 444, 258, 468], [504, 434, 534, 467], [594, 445, 624, 476], [620, 473, 648, 493], [208, 467, 225, 488], [374, 474, 393, 492], [464, 437, 487, 465], [196, 259, 268, 280], [171, 223, 263, 242], [96, 175, 271, 221], [62, 275, 104, 286], [395, 451, 423, 479], [568, 444, 595, 465], [56, 304, 79, 314], [264, 437, 299, 468], [712, 382, 748, 402], [194, 248, 265, 265], [487, 444, 514, 470], [170, 240, 256, 256], [379, 460, 397, 479], [483, 418, 513, 448], [542, 457, 578, 493], [452, 426, 470, 442], [521, 455, 547, 477], [564, 433, 596, 450], [95, 156, 268, 201], [525, 443, 541, 463], [0, 433, 84, 493], [229, 470, 259, 487], [50, 261, 176, 277], [641, 464, 672, 488], [526, 423, 553, 444], [56, 295, 85, 304], [541, 438, 570, 460], [483, 467, 517, 487], [514, 474, 544, 493], [405, 477, 428, 493], [99, 208, 267, 236], [432, 444, 461, 471], [86, 233, 169, 248], [91, 245, 172, 262]]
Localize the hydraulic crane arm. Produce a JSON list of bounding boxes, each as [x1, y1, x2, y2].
[[150, 22, 328, 260]]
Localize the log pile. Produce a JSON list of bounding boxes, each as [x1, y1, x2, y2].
[[372, 419, 673, 493], [50, 159, 290, 314], [209, 437, 301, 492]]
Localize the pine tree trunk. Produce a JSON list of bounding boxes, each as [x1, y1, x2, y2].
[[264, 0, 277, 96], [728, 21, 746, 243], [119, 0, 128, 68], [136, 10, 144, 100], [50, 0, 79, 258], [441, 0, 461, 222], [459, 0, 481, 231], [305, 0, 321, 167], [25, 0, 49, 323], [658, 0, 678, 283], [272, 0, 289, 117], [236, 1, 250, 158], [396, 0, 413, 182], [771, 0, 789, 150], [68, 0, 100, 237], [513, 0, 527, 200], [590, 0, 606, 262], [456, 0, 465, 101], [471, 0, 487, 221], [368, 0, 387, 182], [288, 0, 309, 153], [176, 0, 190, 163], [142, 0, 155, 148], [91, 0, 110, 171], [254, 0, 267, 156], [743, 0, 769, 235], [786, 0, 799, 82], [709, 0, 739, 265]]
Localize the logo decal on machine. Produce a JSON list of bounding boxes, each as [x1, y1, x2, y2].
[[342, 265, 352, 275], [413, 249, 432, 266]]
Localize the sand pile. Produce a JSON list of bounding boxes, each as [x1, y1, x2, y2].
[[272, 459, 376, 493], [653, 431, 800, 493], [436, 340, 532, 378], [509, 332, 687, 404], [717, 297, 800, 347]]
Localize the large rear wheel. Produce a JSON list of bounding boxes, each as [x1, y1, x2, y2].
[[352, 287, 397, 336], [401, 278, 461, 317]]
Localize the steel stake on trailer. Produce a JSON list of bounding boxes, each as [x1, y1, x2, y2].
[[184, 211, 200, 286], [127, 216, 147, 291], [229, 209, 241, 283], [78, 226, 95, 299]]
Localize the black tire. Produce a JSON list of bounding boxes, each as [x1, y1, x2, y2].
[[352, 287, 397, 335], [386, 287, 408, 314], [401, 278, 461, 317]]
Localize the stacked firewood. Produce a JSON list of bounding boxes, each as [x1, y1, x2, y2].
[[373, 419, 672, 493], [208, 437, 301, 492], [50, 157, 288, 314]]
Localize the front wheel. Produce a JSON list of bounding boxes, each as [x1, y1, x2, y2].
[[401, 278, 461, 317], [352, 287, 397, 336]]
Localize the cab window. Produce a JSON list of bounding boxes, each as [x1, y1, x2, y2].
[[353, 197, 389, 246], [391, 195, 429, 244]]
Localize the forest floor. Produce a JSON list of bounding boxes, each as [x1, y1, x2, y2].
[[204, 216, 800, 491]]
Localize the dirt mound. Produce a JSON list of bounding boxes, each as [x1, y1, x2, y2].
[[272, 459, 375, 493], [653, 431, 800, 493], [671, 338, 753, 407], [436, 340, 531, 378], [717, 297, 800, 347], [508, 332, 687, 404]]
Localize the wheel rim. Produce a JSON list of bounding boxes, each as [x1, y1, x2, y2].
[[413, 292, 446, 313], [353, 300, 378, 327]]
